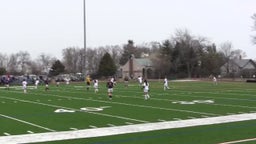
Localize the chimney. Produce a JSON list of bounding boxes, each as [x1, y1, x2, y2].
[[129, 54, 134, 78]]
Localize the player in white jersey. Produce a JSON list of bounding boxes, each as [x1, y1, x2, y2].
[[164, 77, 170, 90], [213, 76, 217, 85], [22, 79, 27, 93], [138, 76, 143, 86], [35, 79, 40, 89], [143, 79, 150, 100], [65, 78, 70, 85], [93, 79, 99, 93]]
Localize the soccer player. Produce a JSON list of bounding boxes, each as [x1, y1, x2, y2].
[[93, 79, 99, 93], [106, 79, 114, 100], [86, 75, 91, 91], [44, 79, 49, 91], [22, 79, 27, 93], [143, 79, 150, 100], [55, 79, 60, 87], [110, 76, 117, 86], [164, 77, 170, 90], [124, 76, 129, 88], [138, 76, 143, 86], [65, 78, 70, 85], [213, 76, 217, 85], [5, 77, 10, 90], [35, 79, 40, 89]]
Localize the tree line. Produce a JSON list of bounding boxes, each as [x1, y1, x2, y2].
[[0, 26, 254, 78], [0, 29, 246, 79]]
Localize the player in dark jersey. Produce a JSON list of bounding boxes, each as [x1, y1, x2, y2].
[[44, 79, 49, 91], [106, 79, 114, 100]]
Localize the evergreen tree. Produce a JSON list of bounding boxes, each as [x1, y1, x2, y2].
[[49, 60, 65, 76], [98, 52, 117, 77], [119, 40, 138, 65], [0, 67, 6, 75]]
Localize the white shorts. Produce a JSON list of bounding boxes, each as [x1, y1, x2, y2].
[[144, 89, 149, 93], [108, 88, 113, 93]]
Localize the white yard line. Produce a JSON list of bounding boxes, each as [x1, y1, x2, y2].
[[219, 137, 256, 144], [3, 133, 11, 136], [0, 114, 55, 132], [1, 113, 256, 144], [29, 92, 219, 116], [69, 128, 78, 131], [0, 96, 148, 123], [89, 125, 98, 128], [36, 88, 256, 113], [27, 131, 34, 134]]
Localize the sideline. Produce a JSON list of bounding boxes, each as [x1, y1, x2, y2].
[[219, 137, 256, 144], [1, 113, 256, 144]]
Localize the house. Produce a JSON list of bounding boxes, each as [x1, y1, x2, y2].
[[220, 59, 256, 78], [120, 55, 154, 79]]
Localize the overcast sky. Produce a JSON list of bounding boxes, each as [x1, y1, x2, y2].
[[0, 0, 255, 59]]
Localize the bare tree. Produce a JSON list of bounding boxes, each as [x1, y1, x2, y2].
[[0, 53, 8, 68], [30, 61, 41, 75], [172, 29, 205, 78], [16, 51, 31, 74], [7, 54, 19, 74], [62, 47, 81, 73], [252, 13, 256, 44], [86, 47, 105, 74], [37, 53, 55, 74]]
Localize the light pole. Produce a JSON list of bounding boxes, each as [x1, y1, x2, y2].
[[83, 0, 86, 74]]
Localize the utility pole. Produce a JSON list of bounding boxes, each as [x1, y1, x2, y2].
[[83, 0, 86, 74]]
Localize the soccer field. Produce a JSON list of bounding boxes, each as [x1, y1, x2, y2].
[[1, 80, 256, 144]]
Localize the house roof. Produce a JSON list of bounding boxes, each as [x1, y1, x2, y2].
[[134, 58, 153, 67], [231, 59, 256, 69]]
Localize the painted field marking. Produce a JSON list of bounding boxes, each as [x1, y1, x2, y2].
[[0, 114, 55, 132], [157, 119, 166, 122], [125, 122, 134, 125], [2, 91, 217, 123], [227, 113, 235, 115], [31, 92, 219, 116], [0, 96, 148, 123], [39, 88, 256, 117], [10, 86, 36, 90], [107, 124, 116, 127], [173, 118, 182, 121], [89, 125, 97, 128], [74, 86, 84, 88], [219, 137, 256, 144], [27, 131, 34, 134], [70, 128, 78, 131], [3, 133, 11, 136], [1, 113, 256, 144], [4, 86, 248, 118]]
